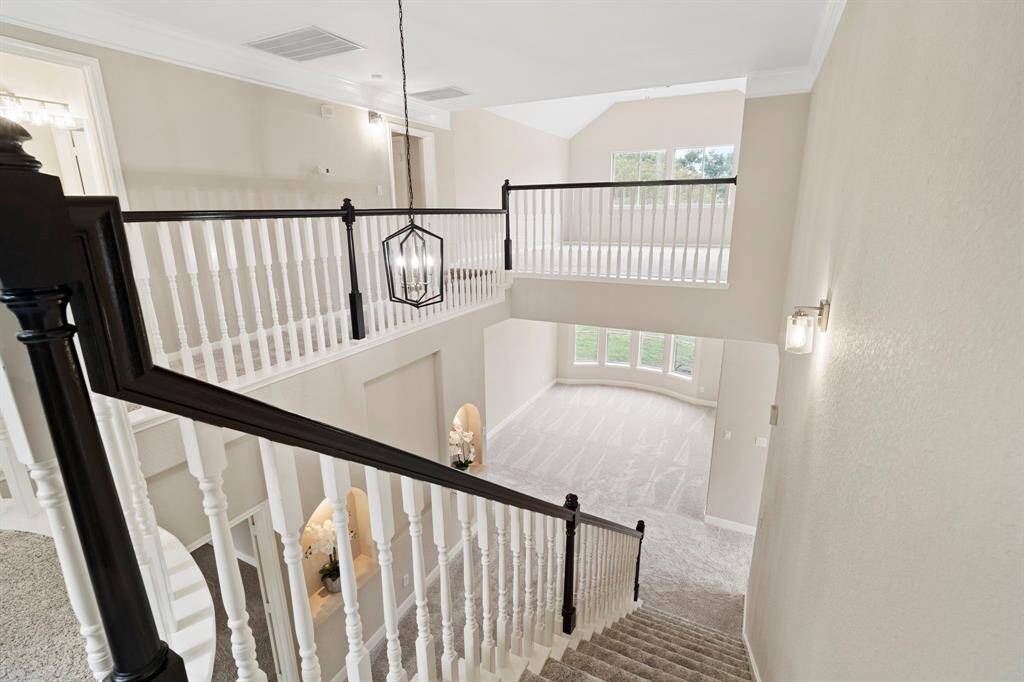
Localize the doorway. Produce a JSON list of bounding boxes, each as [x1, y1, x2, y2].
[[387, 122, 437, 209], [1, 37, 126, 200]]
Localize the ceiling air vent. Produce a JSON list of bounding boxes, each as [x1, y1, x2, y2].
[[409, 86, 469, 102], [246, 26, 364, 62]]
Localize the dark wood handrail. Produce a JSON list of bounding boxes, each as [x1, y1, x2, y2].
[[506, 176, 737, 192], [122, 206, 507, 223]]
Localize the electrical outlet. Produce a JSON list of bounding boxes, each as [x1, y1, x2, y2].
[[755, 436, 769, 447], [723, 430, 732, 441], [402, 574, 410, 588], [317, 166, 331, 175], [699, 385, 705, 394], [377, 184, 384, 197]]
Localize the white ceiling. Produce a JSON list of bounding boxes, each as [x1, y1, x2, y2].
[[2, 1, 845, 130]]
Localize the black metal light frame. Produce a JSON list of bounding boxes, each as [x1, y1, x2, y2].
[[382, 220, 445, 309]]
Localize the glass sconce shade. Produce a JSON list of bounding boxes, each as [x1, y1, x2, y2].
[[785, 311, 815, 354], [382, 221, 444, 308]]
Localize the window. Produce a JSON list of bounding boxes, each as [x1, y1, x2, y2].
[[574, 325, 598, 364], [671, 335, 696, 378], [638, 332, 665, 371], [605, 329, 632, 366], [673, 145, 735, 180], [612, 150, 665, 205]]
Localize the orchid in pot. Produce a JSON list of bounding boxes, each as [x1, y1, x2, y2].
[[449, 426, 476, 470], [306, 518, 342, 593]]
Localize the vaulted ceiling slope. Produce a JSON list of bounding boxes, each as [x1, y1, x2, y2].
[[1, 1, 844, 130]]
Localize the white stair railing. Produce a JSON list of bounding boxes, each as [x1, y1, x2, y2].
[[506, 178, 736, 285]]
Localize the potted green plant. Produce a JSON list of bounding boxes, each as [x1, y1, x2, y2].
[[318, 552, 341, 593]]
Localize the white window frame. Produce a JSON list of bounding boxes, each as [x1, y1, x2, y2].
[[669, 334, 698, 381], [602, 328, 633, 368], [637, 331, 667, 373]]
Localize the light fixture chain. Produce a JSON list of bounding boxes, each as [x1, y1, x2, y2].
[[398, 0, 414, 220]]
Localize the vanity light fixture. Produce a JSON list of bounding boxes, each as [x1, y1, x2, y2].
[[785, 299, 830, 354], [367, 110, 383, 127]]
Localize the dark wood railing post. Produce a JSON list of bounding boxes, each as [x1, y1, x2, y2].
[[341, 197, 366, 340], [561, 493, 579, 634], [502, 179, 512, 270], [633, 519, 645, 601], [0, 117, 186, 680]]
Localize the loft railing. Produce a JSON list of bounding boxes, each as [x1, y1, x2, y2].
[[502, 177, 738, 285], [0, 119, 644, 682], [119, 204, 508, 400]]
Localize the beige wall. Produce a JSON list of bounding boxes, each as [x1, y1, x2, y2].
[[745, 2, 1023, 680], [705, 340, 777, 530], [483, 317, 558, 431], [1, 24, 454, 210], [452, 109, 569, 207], [569, 90, 746, 182], [555, 323, 724, 404], [510, 93, 809, 344]]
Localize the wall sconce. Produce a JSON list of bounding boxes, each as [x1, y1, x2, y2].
[[367, 110, 383, 128], [785, 299, 830, 354]]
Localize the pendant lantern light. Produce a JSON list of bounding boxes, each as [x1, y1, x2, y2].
[[382, 0, 444, 308]]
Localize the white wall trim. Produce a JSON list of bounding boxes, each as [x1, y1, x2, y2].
[[703, 513, 755, 535], [808, 0, 848, 81], [1, 1, 451, 130], [742, 616, 764, 682], [184, 501, 268, 552], [556, 378, 717, 408], [384, 120, 439, 208], [485, 378, 556, 443]]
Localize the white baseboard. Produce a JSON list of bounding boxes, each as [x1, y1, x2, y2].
[[703, 513, 756, 535], [556, 378, 717, 408], [742, 617, 763, 682], [486, 378, 556, 442]]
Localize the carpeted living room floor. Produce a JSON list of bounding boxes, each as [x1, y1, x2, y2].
[[477, 383, 754, 636]]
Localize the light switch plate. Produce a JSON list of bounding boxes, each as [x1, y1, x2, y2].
[[755, 436, 769, 447], [723, 430, 732, 441]]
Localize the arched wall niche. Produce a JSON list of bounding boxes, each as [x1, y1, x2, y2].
[[449, 402, 483, 469]]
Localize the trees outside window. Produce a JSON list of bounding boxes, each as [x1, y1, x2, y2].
[[605, 329, 631, 366], [574, 325, 598, 364], [639, 332, 665, 370]]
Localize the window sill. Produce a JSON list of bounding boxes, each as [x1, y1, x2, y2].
[[573, 360, 599, 366], [637, 365, 664, 374], [669, 372, 694, 382], [605, 362, 630, 368]]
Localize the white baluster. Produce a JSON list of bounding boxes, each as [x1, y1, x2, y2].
[[329, 217, 352, 346], [259, 439, 322, 682], [625, 188, 636, 278], [321, 456, 372, 681], [594, 188, 605, 277], [365, 466, 408, 682], [240, 220, 272, 372], [680, 185, 695, 282], [357, 220, 380, 337], [576, 524, 589, 627], [554, 518, 566, 636], [272, 218, 302, 362], [256, 219, 287, 367], [703, 184, 717, 282], [288, 218, 315, 357], [476, 497, 495, 672], [589, 526, 600, 627], [509, 505, 523, 657], [694, 185, 707, 282], [667, 186, 682, 281], [126, 223, 167, 366], [493, 503, 510, 670], [544, 515, 556, 644], [156, 221, 196, 376], [202, 220, 237, 382], [221, 220, 255, 377], [1, 352, 112, 679], [179, 221, 218, 382], [456, 492, 479, 681], [0, 413, 37, 519], [183, 421, 266, 681], [301, 218, 328, 353], [521, 509, 535, 657], [430, 485, 458, 682], [715, 184, 732, 283], [316, 218, 340, 350], [369, 216, 391, 333], [401, 477, 437, 682], [533, 513, 546, 645]]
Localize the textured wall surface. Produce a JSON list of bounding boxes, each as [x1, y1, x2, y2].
[[745, 1, 1023, 679]]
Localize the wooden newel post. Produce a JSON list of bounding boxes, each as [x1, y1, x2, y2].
[[501, 179, 512, 271], [0, 117, 186, 681], [341, 197, 366, 340], [633, 519, 645, 602], [560, 493, 579, 634]]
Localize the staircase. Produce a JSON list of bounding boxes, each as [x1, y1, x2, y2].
[[522, 606, 751, 682]]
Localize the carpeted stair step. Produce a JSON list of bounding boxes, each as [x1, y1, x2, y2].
[[614, 617, 751, 672], [594, 630, 747, 682], [578, 639, 699, 682], [639, 607, 746, 648], [624, 614, 750, 663], [628, 611, 748, 658], [560, 647, 647, 681], [536, 657, 603, 681], [520, 670, 551, 682]]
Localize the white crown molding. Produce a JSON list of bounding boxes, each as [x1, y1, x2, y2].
[[809, 0, 848, 80], [0, 0, 451, 129]]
